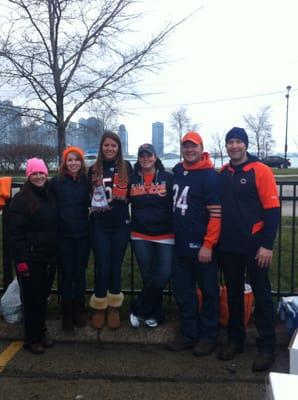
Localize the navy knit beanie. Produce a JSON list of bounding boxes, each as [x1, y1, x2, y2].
[[225, 127, 249, 148]]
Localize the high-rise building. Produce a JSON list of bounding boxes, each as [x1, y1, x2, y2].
[[152, 121, 164, 157], [37, 111, 57, 147], [0, 100, 22, 144], [77, 117, 103, 151], [118, 124, 128, 156]]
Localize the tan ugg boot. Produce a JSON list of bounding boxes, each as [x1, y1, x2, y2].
[[90, 295, 108, 329], [107, 292, 124, 329]]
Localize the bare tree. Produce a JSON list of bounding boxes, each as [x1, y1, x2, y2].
[[168, 106, 198, 159], [87, 100, 120, 134], [17, 116, 38, 145], [243, 105, 274, 159], [209, 131, 226, 167], [0, 0, 193, 160]]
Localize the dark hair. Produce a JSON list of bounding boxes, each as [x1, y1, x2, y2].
[[58, 150, 87, 179], [93, 130, 129, 183], [133, 157, 165, 174]]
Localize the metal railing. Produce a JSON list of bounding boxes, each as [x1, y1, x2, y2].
[[1, 180, 297, 299]]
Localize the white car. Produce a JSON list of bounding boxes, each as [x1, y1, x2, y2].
[[84, 153, 97, 167]]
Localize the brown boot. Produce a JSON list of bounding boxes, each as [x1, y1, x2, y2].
[[92, 309, 106, 329], [192, 339, 217, 357], [252, 351, 275, 372], [90, 295, 107, 329], [218, 342, 244, 361], [166, 334, 196, 351], [107, 292, 124, 329], [27, 342, 45, 355], [107, 307, 120, 329], [73, 299, 87, 328], [61, 300, 74, 331]]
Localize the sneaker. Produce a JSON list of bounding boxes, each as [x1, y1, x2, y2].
[[166, 334, 196, 351], [192, 339, 217, 357], [252, 351, 275, 372], [144, 318, 158, 328], [130, 313, 142, 328], [218, 342, 244, 361]]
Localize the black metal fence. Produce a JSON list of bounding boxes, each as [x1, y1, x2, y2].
[[1, 180, 297, 299]]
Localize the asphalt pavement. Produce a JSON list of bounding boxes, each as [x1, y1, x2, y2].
[[0, 316, 293, 400]]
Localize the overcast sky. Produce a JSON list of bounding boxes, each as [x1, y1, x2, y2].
[[120, 0, 298, 155], [1, 0, 297, 155]]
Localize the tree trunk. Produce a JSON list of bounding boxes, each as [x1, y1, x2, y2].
[[57, 122, 66, 164]]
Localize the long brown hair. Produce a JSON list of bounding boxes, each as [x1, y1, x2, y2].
[[93, 130, 128, 183], [58, 150, 87, 179]]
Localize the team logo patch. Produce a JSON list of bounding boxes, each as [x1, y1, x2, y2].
[[189, 242, 200, 249], [183, 171, 188, 176], [240, 178, 247, 184]]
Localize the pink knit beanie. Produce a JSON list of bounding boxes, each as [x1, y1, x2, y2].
[[26, 158, 48, 178]]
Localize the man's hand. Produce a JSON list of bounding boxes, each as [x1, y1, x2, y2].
[[198, 246, 212, 263], [255, 247, 273, 268]]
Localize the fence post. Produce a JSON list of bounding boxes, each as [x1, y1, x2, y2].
[[2, 201, 13, 290]]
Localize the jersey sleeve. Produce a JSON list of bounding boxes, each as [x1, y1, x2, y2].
[[254, 163, 280, 209], [202, 170, 222, 249]]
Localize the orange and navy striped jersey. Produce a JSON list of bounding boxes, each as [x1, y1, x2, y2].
[[219, 155, 280, 254], [172, 153, 221, 257]]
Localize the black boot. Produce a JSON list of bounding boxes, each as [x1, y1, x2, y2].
[[73, 299, 87, 328], [61, 300, 74, 331]]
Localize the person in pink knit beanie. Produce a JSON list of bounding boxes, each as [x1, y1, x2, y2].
[[25, 158, 48, 178], [9, 156, 57, 354]]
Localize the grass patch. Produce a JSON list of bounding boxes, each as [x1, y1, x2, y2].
[[273, 167, 298, 176], [1, 199, 297, 317], [270, 217, 298, 294]]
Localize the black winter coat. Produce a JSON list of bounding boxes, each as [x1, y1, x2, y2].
[[9, 182, 57, 264], [49, 174, 89, 238]]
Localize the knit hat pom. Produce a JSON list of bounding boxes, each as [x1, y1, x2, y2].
[[26, 158, 48, 178], [62, 146, 85, 162]]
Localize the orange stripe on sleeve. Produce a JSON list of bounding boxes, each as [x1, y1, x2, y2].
[[251, 163, 280, 209], [204, 204, 221, 248]]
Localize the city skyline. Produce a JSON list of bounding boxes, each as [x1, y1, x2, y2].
[[2, 98, 298, 160]]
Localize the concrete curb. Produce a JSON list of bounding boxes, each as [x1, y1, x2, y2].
[[0, 317, 291, 346]]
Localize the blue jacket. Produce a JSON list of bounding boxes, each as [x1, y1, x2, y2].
[[130, 169, 173, 236], [218, 154, 280, 254]]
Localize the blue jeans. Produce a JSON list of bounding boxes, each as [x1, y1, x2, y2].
[[220, 251, 276, 353], [90, 222, 130, 298], [131, 240, 173, 322], [59, 237, 89, 302], [173, 255, 219, 342]]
